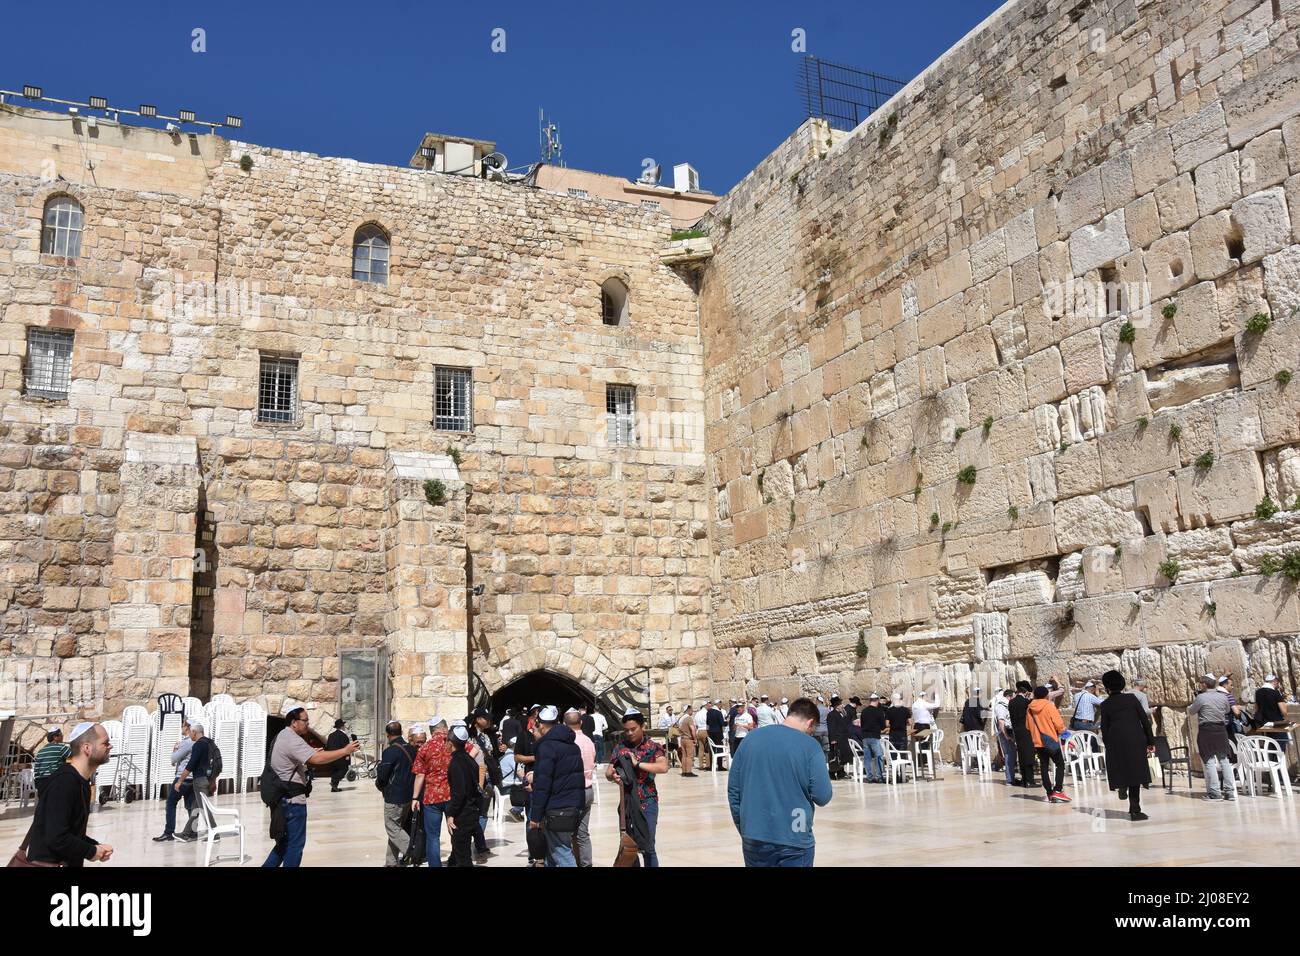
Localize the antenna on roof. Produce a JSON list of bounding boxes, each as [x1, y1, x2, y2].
[[539, 108, 564, 167]]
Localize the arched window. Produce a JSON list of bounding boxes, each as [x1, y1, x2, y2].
[[41, 196, 83, 258], [601, 277, 628, 326], [352, 224, 390, 284]]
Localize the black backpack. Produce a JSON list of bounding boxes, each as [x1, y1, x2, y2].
[[207, 741, 223, 784]]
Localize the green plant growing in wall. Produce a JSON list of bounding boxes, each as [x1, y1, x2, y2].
[[1119, 320, 1136, 344], [930, 512, 940, 527], [1059, 440, 1070, 453], [1282, 552, 1300, 583], [954, 426, 966, 440], [941, 521, 953, 534], [855, 630, 869, 659], [1137, 416, 1148, 429], [757, 471, 765, 493], [423, 479, 447, 507], [1169, 423, 1182, 442], [446, 445, 462, 467], [1195, 450, 1215, 470], [1245, 312, 1271, 335], [861, 433, 870, 447], [1114, 543, 1123, 561], [957, 465, 977, 485], [1062, 603, 1076, 628], [1277, 370, 1293, 387], [789, 501, 796, 528], [1157, 559, 1180, 584], [982, 415, 994, 437], [1162, 302, 1177, 321], [1261, 556, 1279, 577], [239, 154, 254, 172], [1205, 601, 1217, 618], [1257, 496, 1279, 520], [1008, 505, 1019, 521]]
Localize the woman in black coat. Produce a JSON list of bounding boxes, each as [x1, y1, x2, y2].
[[1098, 670, 1155, 821]]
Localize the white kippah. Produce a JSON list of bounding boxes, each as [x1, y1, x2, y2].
[[70, 721, 96, 740], [539, 705, 560, 722], [451, 725, 470, 742], [409, 723, 427, 736]]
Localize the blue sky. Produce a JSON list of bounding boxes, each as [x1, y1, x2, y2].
[[4, 0, 1001, 194]]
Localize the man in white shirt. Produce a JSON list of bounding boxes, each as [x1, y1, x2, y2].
[[912, 691, 941, 764], [732, 705, 754, 756], [693, 703, 711, 771], [755, 695, 777, 728], [590, 708, 608, 763], [776, 697, 789, 721], [993, 690, 1018, 785], [1071, 680, 1104, 732]]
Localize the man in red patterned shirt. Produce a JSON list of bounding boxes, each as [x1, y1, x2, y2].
[[410, 718, 452, 867], [605, 708, 668, 867]]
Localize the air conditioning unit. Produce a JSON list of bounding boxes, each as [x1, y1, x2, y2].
[[673, 162, 699, 192]]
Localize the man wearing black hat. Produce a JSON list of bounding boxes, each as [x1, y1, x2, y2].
[[325, 719, 351, 792], [1008, 682, 1036, 788]]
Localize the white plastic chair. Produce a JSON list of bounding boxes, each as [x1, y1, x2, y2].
[[883, 739, 915, 784], [847, 739, 866, 782], [197, 790, 244, 866], [150, 710, 185, 800], [709, 739, 729, 771], [958, 731, 991, 778], [1065, 730, 1105, 786], [239, 701, 267, 793], [1242, 737, 1292, 796], [1227, 738, 1253, 797], [914, 728, 944, 779]]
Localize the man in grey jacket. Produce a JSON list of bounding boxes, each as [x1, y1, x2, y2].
[[1188, 675, 1236, 801], [153, 719, 193, 843]]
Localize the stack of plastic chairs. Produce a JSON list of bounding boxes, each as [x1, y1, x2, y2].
[[120, 706, 152, 795], [203, 698, 241, 795], [94, 720, 124, 790], [182, 697, 203, 723], [150, 704, 187, 799], [239, 701, 267, 793]]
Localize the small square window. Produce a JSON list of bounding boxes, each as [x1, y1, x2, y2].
[[606, 384, 636, 446], [435, 366, 473, 432], [25, 328, 74, 399], [567, 188, 589, 199], [258, 354, 299, 424], [640, 200, 661, 210]]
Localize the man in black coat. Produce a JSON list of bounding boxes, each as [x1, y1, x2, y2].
[[1008, 681, 1036, 788], [325, 719, 351, 792], [705, 701, 725, 754], [826, 696, 852, 774], [527, 705, 585, 867], [24, 722, 114, 867], [375, 721, 417, 866], [1098, 670, 1155, 821], [445, 726, 482, 866]]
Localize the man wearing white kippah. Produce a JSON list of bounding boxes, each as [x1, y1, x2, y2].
[[21, 722, 114, 866]]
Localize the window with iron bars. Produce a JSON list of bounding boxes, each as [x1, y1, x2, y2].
[[567, 188, 589, 199], [41, 196, 84, 258], [25, 328, 74, 399], [435, 366, 473, 432], [606, 384, 636, 446], [258, 354, 299, 424]]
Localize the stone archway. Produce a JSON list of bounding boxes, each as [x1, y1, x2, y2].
[[474, 640, 623, 704], [488, 668, 595, 722]]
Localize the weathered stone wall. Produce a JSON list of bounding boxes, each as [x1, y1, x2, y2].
[[0, 109, 711, 722], [698, 0, 1300, 748]]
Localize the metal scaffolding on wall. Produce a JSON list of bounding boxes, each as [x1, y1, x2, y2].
[[797, 55, 905, 132]]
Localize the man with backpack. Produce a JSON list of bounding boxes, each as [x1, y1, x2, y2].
[[175, 721, 219, 842], [262, 706, 359, 867], [376, 721, 417, 866]]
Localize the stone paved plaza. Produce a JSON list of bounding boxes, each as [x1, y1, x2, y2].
[[5, 769, 1297, 868]]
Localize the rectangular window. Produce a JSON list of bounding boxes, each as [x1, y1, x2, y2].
[[258, 354, 299, 424], [640, 200, 662, 210], [25, 328, 74, 399], [606, 384, 636, 446], [435, 366, 473, 432], [567, 188, 589, 199]]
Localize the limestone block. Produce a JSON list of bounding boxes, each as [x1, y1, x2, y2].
[[1055, 440, 1103, 498], [1262, 446, 1300, 504], [1164, 527, 1235, 583], [1213, 392, 1264, 454], [1175, 449, 1266, 527], [1146, 362, 1239, 410], [1100, 152, 1136, 212], [1158, 643, 1210, 707], [1230, 512, 1300, 571], [1222, 48, 1300, 148], [1059, 386, 1107, 443], [1008, 602, 1075, 659], [1005, 210, 1038, 263], [1170, 102, 1229, 173], [986, 570, 1054, 610], [1054, 492, 1145, 553], [1209, 576, 1300, 637], [1189, 211, 1238, 280], [1244, 637, 1294, 690], [1026, 452, 1058, 503], [1194, 151, 1242, 216], [1057, 551, 1085, 601], [1142, 586, 1217, 647], [1024, 347, 1066, 407], [1057, 168, 1105, 237], [1232, 187, 1293, 264], [1072, 593, 1145, 652], [1059, 329, 1107, 393], [1132, 132, 1176, 196], [1126, 193, 1162, 250], [1241, 130, 1289, 191], [1080, 544, 1124, 596], [1112, 372, 1152, 426], [1070, 209, 1130, 276], [970, 229, 1008, 284], [1098, 419, 1181, 486], [1156, 174, 1199, 233], [972, 612, 1010, 661], [1146, 232, 1195, 302], [1261, 244, 1300, 320]]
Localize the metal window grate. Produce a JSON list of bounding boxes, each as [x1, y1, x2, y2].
[[258, 355, 298, 424], [435, 366, 472, 431], [640, 199, 661, 210], [567, 188, 589, 198], [41, 196, 83, 258], [25, 328, 74, 399], [352, 224, 390, 284], [606, 384, 636, 446]]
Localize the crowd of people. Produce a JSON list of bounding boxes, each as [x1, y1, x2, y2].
[[9, 673, 1294, 868]]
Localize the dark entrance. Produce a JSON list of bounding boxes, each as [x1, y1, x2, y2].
[[489, 670, 595, 723]]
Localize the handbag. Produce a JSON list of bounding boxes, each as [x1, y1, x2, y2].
[[1146, 754, 1161, 780], [1029, 710, 1061, 754], [7, 831, 62, 868], [544, 805, 581, 834]]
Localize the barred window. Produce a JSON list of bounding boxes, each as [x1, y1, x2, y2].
[[258, 354, 299, 424], [435, 366, 472, 432], [640, 199, 661, 210], [567, 188, 588, 199], [606, 384, 636, 446], [601, 277, 628, 326], [25, 328, 74, 399], [41, 196, 83, 258], [352, 224, 389, 284]]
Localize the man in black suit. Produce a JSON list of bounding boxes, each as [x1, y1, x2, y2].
[[325, 719, 351, 792]]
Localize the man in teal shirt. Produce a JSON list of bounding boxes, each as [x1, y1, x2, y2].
[[727, 696, 833, 866]]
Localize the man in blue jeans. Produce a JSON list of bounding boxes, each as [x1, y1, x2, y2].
[[410, 718, 453, 866], [857, 694, 887, 782], [727, 696, 832, 867], [263, 706, 358, 867], [606, 708, 668, 867]]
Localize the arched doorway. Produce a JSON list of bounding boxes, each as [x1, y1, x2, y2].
[[489, 669, 595, 723]]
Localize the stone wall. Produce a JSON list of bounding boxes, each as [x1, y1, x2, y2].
[[0, 108, 711, 722], [698, 0, 1300, 747]]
